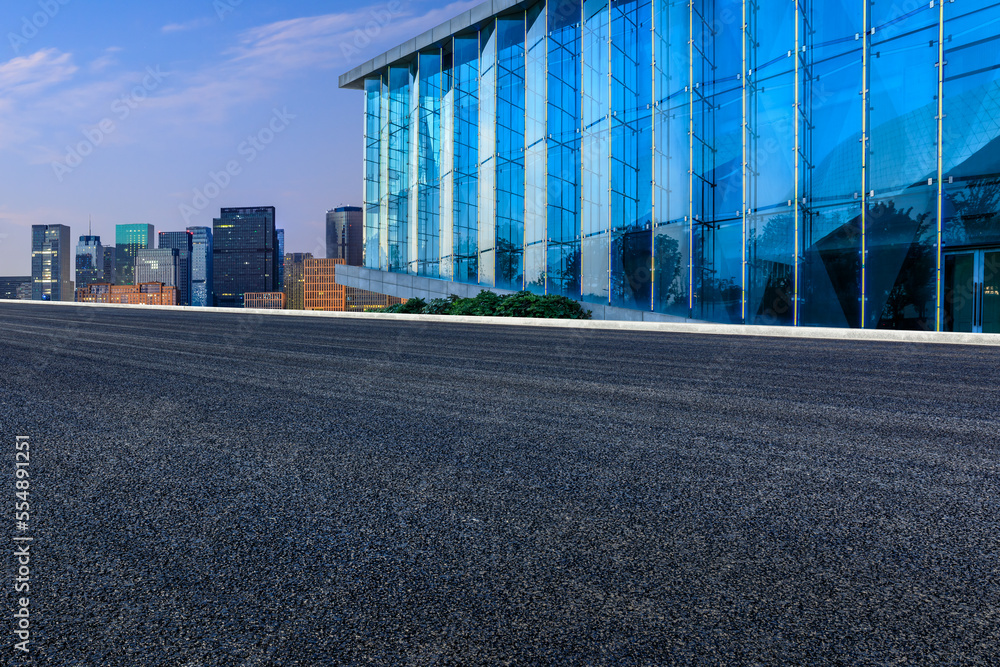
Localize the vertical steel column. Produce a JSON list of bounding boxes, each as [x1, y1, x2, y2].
[[860, 0, 870, 327], [688, 0, 695, 314], [793, 0, 801, 326], [935, 0, 945, 331], [741, 0, 748, 324]]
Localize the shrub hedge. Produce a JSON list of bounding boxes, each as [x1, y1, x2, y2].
[[383, 290, 592, 319]]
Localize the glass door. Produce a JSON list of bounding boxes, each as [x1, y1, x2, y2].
[[984, 251, 1000, 334], [944, 249, 1000, 334]]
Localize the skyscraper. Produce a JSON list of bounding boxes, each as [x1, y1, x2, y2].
[[115, 224, 154, 286], [76, 235, 113, 289], [31, 224, 72, 301], [158, 231, 193, 306], [282, 252, 313, 310], [187, 226, 213, 307], [135, 248, 179, 288], [326, 207, 363, 266], [212, 207, 278, 308], [277, 228, 285, 292]]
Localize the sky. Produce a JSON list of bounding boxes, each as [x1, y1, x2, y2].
[[0, 0, 479, 276]]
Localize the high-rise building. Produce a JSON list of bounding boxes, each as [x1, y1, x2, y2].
[[283, 252, 313, 310], [187, 226, 213, 307], [158, 231, 193, 306], [76, 235, 114, 290], [0, 277, 31, 300], [212, 207, 278, 308], [135, 248, 179, 289], [31, 224, 72, 301], [115, 224, 154, 286], [277, 228, 285, 292], [340, 0, 1000, 333], [326, 207, 363, 266], [304, 258, 403, 311]]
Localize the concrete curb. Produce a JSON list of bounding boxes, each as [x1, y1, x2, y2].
[[4, 299, 1000, 347]]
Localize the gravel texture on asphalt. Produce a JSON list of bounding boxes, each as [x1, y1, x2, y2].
[[0, 303, 998, 665]]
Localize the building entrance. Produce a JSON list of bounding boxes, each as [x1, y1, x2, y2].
[[944, 249, 1000, 333]]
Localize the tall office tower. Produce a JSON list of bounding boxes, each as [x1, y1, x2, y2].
[[187, 226, 213, 307], [326, 207, 363, 266], [31, 224, 72, 301], [135, 248, 179, 288], [282, 252, 313, 310], [212, 207, 278, 308], [76, 235, 113, 289], [115, 224, 154, 286], [277, 228, 285, 292], [158, 231, 193, 306]]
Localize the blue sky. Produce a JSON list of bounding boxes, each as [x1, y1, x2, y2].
[[0, 0, 479, 275]]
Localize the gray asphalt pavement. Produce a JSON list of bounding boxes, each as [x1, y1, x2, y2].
[[1, 302, 998, 665]]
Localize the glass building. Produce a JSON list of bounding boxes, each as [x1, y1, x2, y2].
[[159, 231, 193, 306], [31, 224, 72, 301], [327, 207, 364, 266], [283, 252, 314, 310], [187, 226, 214, 307], [212, 207, 279, 308], [76, 235, 114, 290], [341, 0, 1000, 332], [135, 248, 180, 288], [277, 228, 285, 293], [115, 224, 155, 286]]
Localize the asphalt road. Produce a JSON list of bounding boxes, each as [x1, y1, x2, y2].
[[1, 302, 998, 665]]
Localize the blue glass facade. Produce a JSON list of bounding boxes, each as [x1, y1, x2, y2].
[[346, 0, 1000, 332], [187, 226, 213, 307]]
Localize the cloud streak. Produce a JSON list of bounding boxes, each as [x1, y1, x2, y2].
[[161, 18, 216, 34]]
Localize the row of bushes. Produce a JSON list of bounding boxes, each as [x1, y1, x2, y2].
[[383, 290, 592, 319]]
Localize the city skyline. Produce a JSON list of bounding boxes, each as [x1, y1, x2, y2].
[[0, 0, 481, 275]]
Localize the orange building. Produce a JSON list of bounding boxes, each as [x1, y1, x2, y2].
[[303, 258, 403, 311], [76, 282, 177, 306], [244, 292, 286, 309]]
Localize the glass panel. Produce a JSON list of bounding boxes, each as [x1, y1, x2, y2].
[[942, 1, 1000, 250], [496, 14, 526, 290], [453, 36, 480, 284], [364, 77, 384, 270], [547, 0, 583, 297], [652, 0, 691, 316], [581, 0, 610, 304], [867, 2, 938, 330], [746, 0, 795, 324], [440, 52, 454, 281], [524, 3, 547, 293], [984, 250, 1000, 333], [386, 66, 410, 273], [944, 253, 975, 332], [479, 23, 497, 286], [801, 0, 863, 328], [693, 0, 743, 323], [413, 52, 443, 277], [610, 0, 653, 310]]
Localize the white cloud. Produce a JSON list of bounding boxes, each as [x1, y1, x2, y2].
[[0, 49, 77, 98], [162, 18, 215, 34]]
